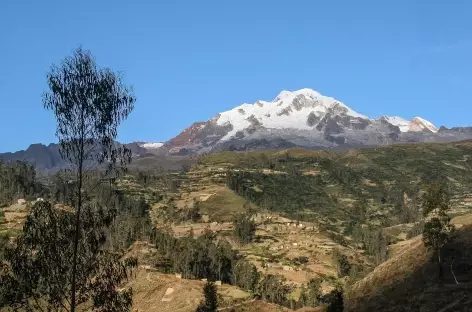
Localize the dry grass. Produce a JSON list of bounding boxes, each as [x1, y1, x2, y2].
[[127, 268, 250, 312], [228, 300, 292, 312], [0, 203, 28, 231], [348, 236, 428, 301], [198, 187, 250, 221]]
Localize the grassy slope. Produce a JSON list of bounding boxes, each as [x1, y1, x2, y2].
[[346, 218, 472, 312], [198, 141, 472, 222]]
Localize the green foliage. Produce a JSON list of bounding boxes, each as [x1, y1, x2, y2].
[[0, 160, 43, 207], [150, 228, 293, 304], [219, 143, 472, 231], [325, 287, 344, 312], [151, 228, 235, 282], [226, 169, 336, 217], [423, 217, 454, 251], [397, 198, 421, 224], [187, 200, 202, 222], [255, 274, 293, 305], [40, 47, 136, 312], [105, 193, 154, 251], [233, 213, 256, 244], [299, 278, 322, 307], [363, 229, 389, 265], [422, 182, 450, 217], [422, 182, 455, 276], [0, 234, 8, 261], [196, 282, 218, 312], [332, 249, 352, 277], [0, 201, 133, 311], [232, 260, 260, 292]]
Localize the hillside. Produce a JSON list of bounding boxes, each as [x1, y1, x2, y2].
[[192, 140, 472, 226], [3, 140, 472, 311], [118, 139, 472, 310], [346, 223, 472, 311]]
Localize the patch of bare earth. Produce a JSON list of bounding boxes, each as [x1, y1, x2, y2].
[[1, 204, 28, 230], [127, 268, 250, 312]]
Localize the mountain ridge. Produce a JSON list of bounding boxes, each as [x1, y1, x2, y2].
[[158, 88, 472, 155], [3, 88, 472, 169]]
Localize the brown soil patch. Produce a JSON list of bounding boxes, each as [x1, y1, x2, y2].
[[229, 300, 292, 312], [128, 268, 250, 312], [452, 212, 472, 227]]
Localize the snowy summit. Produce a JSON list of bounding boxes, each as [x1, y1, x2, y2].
[[214, 88, 436, 141]]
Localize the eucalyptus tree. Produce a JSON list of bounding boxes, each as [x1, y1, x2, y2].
[[0, 47, 136, 311]]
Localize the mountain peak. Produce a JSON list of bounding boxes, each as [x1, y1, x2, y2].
[[381, 116, 410, 132], [410, 117, 438, 133], [138, 142, 164, 149], [274, 88, 321, 101], [215, 88, 368, 141]]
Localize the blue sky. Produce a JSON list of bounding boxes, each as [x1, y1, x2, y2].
[[1, 0, 471, 152]]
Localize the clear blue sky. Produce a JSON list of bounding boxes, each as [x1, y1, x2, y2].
[[1, 0, 471, 152]]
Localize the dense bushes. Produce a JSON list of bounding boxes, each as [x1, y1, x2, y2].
[[233, 213, 256, 244], [0, 160, 43, 207], [148, 227, 296, 305], [150, 228, 235, 282]]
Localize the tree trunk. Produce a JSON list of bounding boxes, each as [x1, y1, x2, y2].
[[70, 172, 82, 311], [450, 260, 459, 285], [71, 133, 85, 312], [438, 246, 443, 279]]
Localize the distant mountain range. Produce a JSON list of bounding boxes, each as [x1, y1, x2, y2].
[[0, 142, 149, 172], [2, 88, 472, 170], [156, 88, 472, 155]]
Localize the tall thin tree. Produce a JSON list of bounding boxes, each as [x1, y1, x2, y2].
[[42, 47, 136, 311]]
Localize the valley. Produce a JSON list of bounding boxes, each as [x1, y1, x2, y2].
[[3, 3, 471, 310], [3, 140, 472, 311]]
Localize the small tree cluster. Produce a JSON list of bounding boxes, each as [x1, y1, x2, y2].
[[422, 182, 455, 278], [332, 248, 352, 277], [232, 259, 260, 292], [0, 160, 43, 207], [299, 278, 322, 307], [255, 274, 293, 305], [233, 213, 256, 244], [351, 225, 389, 265], [0, 201, 134, 311], [151, 229, 235, 282]]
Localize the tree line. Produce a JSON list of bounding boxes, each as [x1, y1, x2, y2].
[[0, 160, 44, 207]]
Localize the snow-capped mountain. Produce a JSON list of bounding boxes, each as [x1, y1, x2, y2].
[[151, 88, 472, 155], [215, 88, 368, 141], [138, 142, 164, 149], [408, 117, 438, 133], [3, 88, 472, 168]]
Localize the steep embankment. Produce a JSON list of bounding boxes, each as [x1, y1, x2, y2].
[[347, 219, 472, 312]]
